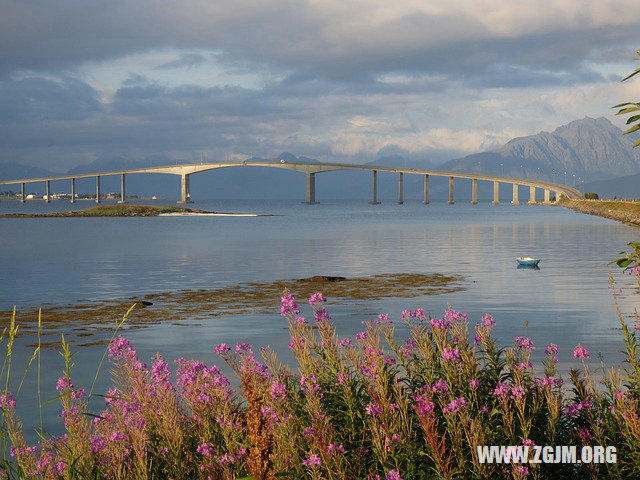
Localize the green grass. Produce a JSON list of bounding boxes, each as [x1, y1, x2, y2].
[[557, 197, 640, 226], [0, 204, 207, 218]]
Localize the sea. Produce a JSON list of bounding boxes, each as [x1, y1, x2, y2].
[[0, 197, 638, 439]]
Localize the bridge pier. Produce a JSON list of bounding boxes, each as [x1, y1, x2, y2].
[[20, 183, 25, 203], [96, 176, 101, 203], [511, 184, 519, 205], [423, 174, 429, 204], [45, 180, 50, 203], [493, 181, 500, 205], [118, 174, 126, 204], [528, 186, 536, 204], [544, 188, 551, 204], [178, 174, 193, 204], [471, 179, 478, 205], [369, 170, 380, 204], [305, 173, 316, 204], [398, 173, 403, 204], [448, 176, 454, 204], [70, 178, 76, 203]]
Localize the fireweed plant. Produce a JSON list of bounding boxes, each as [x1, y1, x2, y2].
[[0, 267, 639, 479]]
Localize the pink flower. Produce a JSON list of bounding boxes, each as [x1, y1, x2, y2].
[[280, 293, 299, 316], [71, 388, 86, 399], [0, 393, 15, 408], [493, 382, 510, 397], [302, 454, 322, 466], [481, 314, 495, 327], [442, 347, 460, 361], [197, 443, 213, 457], [90, 435, 106, 453], [314, 308, 331, 322], [110, 431, 126, 442], [235, 343, 253, 355], [579, 429, 593, 442], [214, 343, 231, 355], [513, 465, 529, 476], [365, 403, 383, 416], [108, 337, 134, 360], [511, 385, 526, 399], [56, 377, 72, 392], [515, 336, 536, 351], [443, 396, 467, 413], [327, 443, 345, 454], [386, 469, 403, 480], [469, 379, 480, 389], [336, 372, 351, 385], [573, 345, 590, 359], [414, 394, 435, 416], [429, 318, 451, 330], [270, 381, 287, 401], [545, 343, 559, 355], [431, 379, 450, 395], [308, 292, 326, 306]]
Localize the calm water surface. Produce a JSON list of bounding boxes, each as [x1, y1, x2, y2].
[[0, 198, 638, 437]]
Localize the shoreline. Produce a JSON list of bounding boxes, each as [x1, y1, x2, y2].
[[556, 198, 640, 227], [0, 204, 272, 218]]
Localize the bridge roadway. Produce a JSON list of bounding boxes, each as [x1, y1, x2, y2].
[[0, 161, 583, 205]]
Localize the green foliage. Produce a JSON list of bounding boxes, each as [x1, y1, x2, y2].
[[614, 49, 640, 148], [612, 242, 640, 271], [584, 192, 599, 200]]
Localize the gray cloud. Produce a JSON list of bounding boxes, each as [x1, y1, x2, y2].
[[0, 1, 639, 171], [155, 53, 207, 70]]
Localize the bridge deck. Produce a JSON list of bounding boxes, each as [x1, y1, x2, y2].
[[0, 161, 583, 199]]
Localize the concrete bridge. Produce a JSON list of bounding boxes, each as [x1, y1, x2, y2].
[[0, 161, 583, 205]]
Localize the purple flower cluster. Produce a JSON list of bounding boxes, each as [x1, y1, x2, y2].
[[365, 403, 383, 416], [442, 347, 460, 361], [302, 453, 322, 466], [308, 292, 326, 306], [573, 345, 590, 359], [493, 382, 511, 398], [515, 336, 536, 351], [269, 380, 287, 401], [443, 397, 467, 413], [564, 400, 592, 417], [431, 379, 450, 395], [280, 293, 299, 316], [0, 393, 15, 409], [414, 394, 435, 416]]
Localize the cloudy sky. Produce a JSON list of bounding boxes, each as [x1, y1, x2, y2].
[[1, 0, 639, 172]]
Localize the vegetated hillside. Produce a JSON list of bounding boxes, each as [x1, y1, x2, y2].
[[441, 117, 640, 183]]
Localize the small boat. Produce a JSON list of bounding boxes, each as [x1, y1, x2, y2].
[[517, 264, 540, 270], [516, 257, 540, 267]]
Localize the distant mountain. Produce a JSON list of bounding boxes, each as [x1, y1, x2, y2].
[[440, 117, 640, 184], [0, 162, 57, 181], [581, 173, 640, 199]]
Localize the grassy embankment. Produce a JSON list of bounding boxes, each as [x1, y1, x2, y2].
[[0, 204, 207, 217], [557, 197, 640, 227]]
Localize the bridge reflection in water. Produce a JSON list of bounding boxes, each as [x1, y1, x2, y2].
[[0, 161, 583, 205]]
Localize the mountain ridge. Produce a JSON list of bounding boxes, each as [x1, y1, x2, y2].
[[440, 117, 640, 184]]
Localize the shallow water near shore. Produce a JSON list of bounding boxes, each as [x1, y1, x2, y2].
[[0, 198, 639, 440]]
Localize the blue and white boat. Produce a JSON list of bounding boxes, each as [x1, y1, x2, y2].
[[516, 257, 540, 267]]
